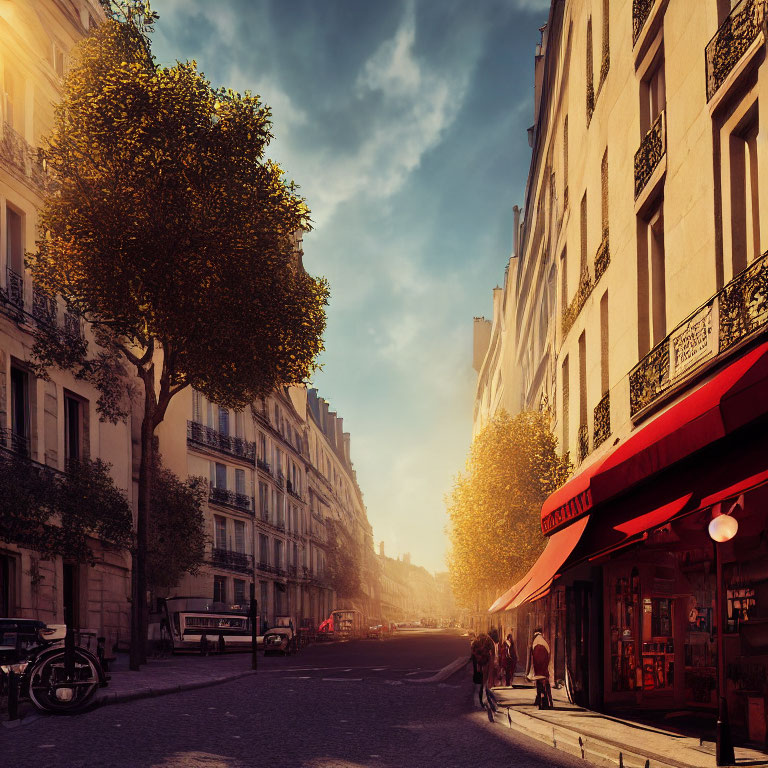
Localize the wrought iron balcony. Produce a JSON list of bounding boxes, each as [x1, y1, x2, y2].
[[210, 548, 253, 575], [630, 250, 768, 417], [0, 123, 47, 188], [594, 235, 610, 283], [32, 286, 57, 326], [577, 424, 590, 462], [706, 0, 766, 102], [562, 267, 593, 338], [187, 420, 257, 462], [634, 110, 665, 199], [275, 470, 285, 489], [632, 0, 655, 44], [6, 268, 24, 310], [0, 427, 30, 457], [593, 392, 611, 449], [256, 457, 272, 474], [255, 561, 275, 574], [209, 486, 252, 513]]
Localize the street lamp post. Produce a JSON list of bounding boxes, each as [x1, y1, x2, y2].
[[709, 507, 739, 767]]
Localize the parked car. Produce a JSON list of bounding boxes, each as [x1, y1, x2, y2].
[[366, 624, 382, 639], [263, 616, 296, 656]]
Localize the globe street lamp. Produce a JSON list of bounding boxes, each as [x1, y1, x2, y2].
[[708, 499, 741, 767]]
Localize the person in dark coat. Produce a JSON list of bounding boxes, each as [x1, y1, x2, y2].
[[499, 632, 518, 686], [528, 627, 553, 709], [471, 633, 493, 707]]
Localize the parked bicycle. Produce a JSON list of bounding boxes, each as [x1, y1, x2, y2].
[[0, 618, 107, 715]]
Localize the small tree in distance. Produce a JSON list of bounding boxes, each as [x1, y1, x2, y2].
[[28, 6, 328, 669], [446, 410, 571, 610]]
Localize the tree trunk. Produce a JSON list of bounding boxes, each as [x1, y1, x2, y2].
[[129, 378, 155, 671]]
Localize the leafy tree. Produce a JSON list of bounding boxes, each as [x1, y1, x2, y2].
[[445, 410, 571, 609], [28, 8, 328, 668], [0, 453, 133, 563], [147, 458, 208, 593], [325, 519, 362, 600]]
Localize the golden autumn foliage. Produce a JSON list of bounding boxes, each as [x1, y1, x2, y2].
[[26, 8, 328, 668], [446, 410, 571, 609]]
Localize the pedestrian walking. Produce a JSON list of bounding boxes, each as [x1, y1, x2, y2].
[[488, 629, 501, 688], [470, 632, 493, 708], [499, 632, 518, 686], [527, 627, 553, 709]]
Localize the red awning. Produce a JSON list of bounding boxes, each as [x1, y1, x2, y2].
[[613, 493, 692, 536], [699, 468, 768, 509], [488, 515, 590, 613], [540, 340, 768, 535], [488, 576, 531, 614]]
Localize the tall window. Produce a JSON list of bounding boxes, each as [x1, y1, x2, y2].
[[214, 516, 227, 550], [213, 575, 226, 604], [192, 390, 202, 423], [6, 205, 23, 274], [218, 407, 229, 435], [234, 410, 244, 439], [258, 433, 267, 461], [64, 391, 87, 462], [560, 247, 568, 311], [580, 193, 588, 275], [586, 17, 594, 122], [233, 579, 246, 607], [233, 520, 246, 554], [728, 104, 760, 274], [600, 292, 609, 396], [638, 203, 666, 355], [259, 534, 269, 564], [235, 468, 246, 497], [561, 356, 570, 455], [259, 482, 268, 517], [274, 540, 283, 570], [563, 116, 569, 207], [10, 366, 29, 456], [601, 149, 609, 238], [641, 51, 665, 134], [212, 462, 227, 489], [578, 332, 587, 432]]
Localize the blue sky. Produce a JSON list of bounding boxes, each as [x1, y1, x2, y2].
[[152, 0, 550, 573]]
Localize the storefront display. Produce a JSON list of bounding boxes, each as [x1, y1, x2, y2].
[[610, 570, 639, 692]]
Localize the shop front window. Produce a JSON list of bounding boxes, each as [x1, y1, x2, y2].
[[610, 568, 640, 692], [641, 597, 674, 691]]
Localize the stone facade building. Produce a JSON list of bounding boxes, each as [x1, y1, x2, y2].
[[476, 0, 768, 742], [0, 0, 134, 650]]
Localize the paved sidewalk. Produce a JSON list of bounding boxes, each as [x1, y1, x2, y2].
[[484, 676, 768, 768], [94, 651, 256, 707]]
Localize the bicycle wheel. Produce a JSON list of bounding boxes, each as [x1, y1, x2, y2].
[[28, 648, 100, 714]]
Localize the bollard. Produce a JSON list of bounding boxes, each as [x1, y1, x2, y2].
[[200, 633, 208, 656], [249, 584, 258, 672], [7, 670, 19, 721], [218, 633, 225, 654]]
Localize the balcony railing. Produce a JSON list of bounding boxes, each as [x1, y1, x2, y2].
[[706, 0, 766, 102], [593, 392, 611, 449], [0, 122, 47, 189], [632, 0, 655, 44], [630, 250, 768, 416], [210, 548, 253, 575], [634, 110, 665, 199], [562, 267, 593, 338], [275, 470, 285, 489], [0, 427, 30, 457], [209, 486, 252, 512], [6, 268, 24, 310], [187, 420, 257, 462], [32, 286, 57, 326], [256, 457, 272, 475], [594, 235, 610, 283], [577, 424, 590, 462]]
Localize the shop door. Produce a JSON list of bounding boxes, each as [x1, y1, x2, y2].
[[0, 554, 15, 616], [566, 581, 592, 707]]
